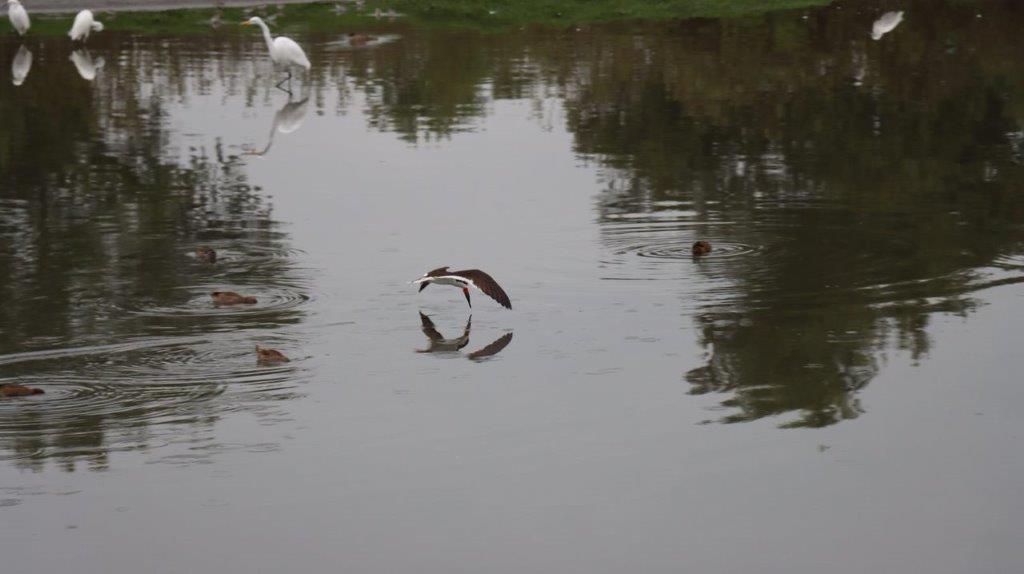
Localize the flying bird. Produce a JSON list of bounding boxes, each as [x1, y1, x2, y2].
[[69, 9, 103, 42], [413, 267, 512, 309], [7, 0, 30, 36]]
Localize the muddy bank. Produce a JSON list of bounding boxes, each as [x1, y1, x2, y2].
[[21, 0, 324, 14]]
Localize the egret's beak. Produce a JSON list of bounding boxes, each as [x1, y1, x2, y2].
[[241, 21, 252, 26]]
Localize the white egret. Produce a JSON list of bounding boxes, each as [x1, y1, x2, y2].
[[871, 11, 904, 41], [7, 0, 30, 35], [70, 49, 104, 81], [69, 9, 103, 42], [11, 44, 31, 86], [241, 16, 310, 90]]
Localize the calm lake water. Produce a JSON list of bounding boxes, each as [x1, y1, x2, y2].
[[2, 1, 1023, 572]]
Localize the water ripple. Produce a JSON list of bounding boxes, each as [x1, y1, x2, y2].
[[0, 336, 304, 465], [124, 285, 312, 319], [598, 213, 1024, 313]]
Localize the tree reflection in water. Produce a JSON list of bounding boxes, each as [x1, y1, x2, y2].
[[2, 0, 1024, 470]]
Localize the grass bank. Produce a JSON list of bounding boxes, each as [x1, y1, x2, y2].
[[1, 0, 831, 36]]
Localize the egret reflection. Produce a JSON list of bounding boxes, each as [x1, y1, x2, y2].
[[416, 313, 513, 360], [11, 44, 31, 86], [70, 49, 104, 81], [871, 11, 904, 41], [244, 96, 311, 156]]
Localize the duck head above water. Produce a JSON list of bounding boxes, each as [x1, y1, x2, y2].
[[196, 246, 217, 263], [1, 384, 45, 397], [211, 291, 257, 305], [256, 345, 290, 364]]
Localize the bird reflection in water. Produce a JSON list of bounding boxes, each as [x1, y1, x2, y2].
[[871, 11, 904, 41], [244, 96, 311, 156], [416, 312, 513, 361], [69, 49, 104, 81], [11, 45, 31, 86]]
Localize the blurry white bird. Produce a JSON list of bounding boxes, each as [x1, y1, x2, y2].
[[7, 0, 29, 35], [70, 49, 104, 81], [871, 11, 904, 41], [69, 9, 103, 42], [241, 16, 310, 90], [11, 44, 31, 85]]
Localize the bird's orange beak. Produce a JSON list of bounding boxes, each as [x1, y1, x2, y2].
[[240, 21, 251, 26]]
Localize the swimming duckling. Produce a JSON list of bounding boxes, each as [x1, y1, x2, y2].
[[211, 291, 257, 305], [346, 33, 379, 47], [196, 246, 217, 263], [256, 345, 290, 364], [1, 384, 45, 397], [692, 241, 712, 256]]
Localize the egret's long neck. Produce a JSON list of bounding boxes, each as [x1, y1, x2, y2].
[[256, 20, 274, 55]]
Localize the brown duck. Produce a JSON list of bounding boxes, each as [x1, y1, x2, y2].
[[1, 384, 45, 397], [211, 291, 257, 305], [256, 345, 290, 364], [346, 33, 379, 47], [196, 246, 217, 263], [692, 241, 712, 256]]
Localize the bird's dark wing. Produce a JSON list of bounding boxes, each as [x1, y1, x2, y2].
[[467, 333, 513, 360], [453, 269, 512, 309], [426, 266, 450, 277], [419, 312, 444, 341]]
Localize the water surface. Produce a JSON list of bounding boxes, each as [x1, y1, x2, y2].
[[2, 1, 1023, 572]]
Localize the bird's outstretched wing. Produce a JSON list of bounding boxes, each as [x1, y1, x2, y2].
[[467, 333, 513, 360], [453, 269, 512, 309], [419, 312, 444, 341]]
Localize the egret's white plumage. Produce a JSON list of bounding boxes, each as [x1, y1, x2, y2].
[[11, 44, 31, 86], [70, 49, 104, 81], [242, 16, 310, 85], [7, 0, 30, 36], [69, 9, 103, 42]]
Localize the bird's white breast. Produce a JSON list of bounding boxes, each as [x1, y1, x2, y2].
[[432, 276, 468, 287]]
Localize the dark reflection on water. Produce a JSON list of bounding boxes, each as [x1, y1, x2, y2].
[[0, 33, 309, 469], [416, 312, 514, 360], [337, 0, 1022, 425], [575, 1, 1024, 426], [1, 0, 1023, 472]]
